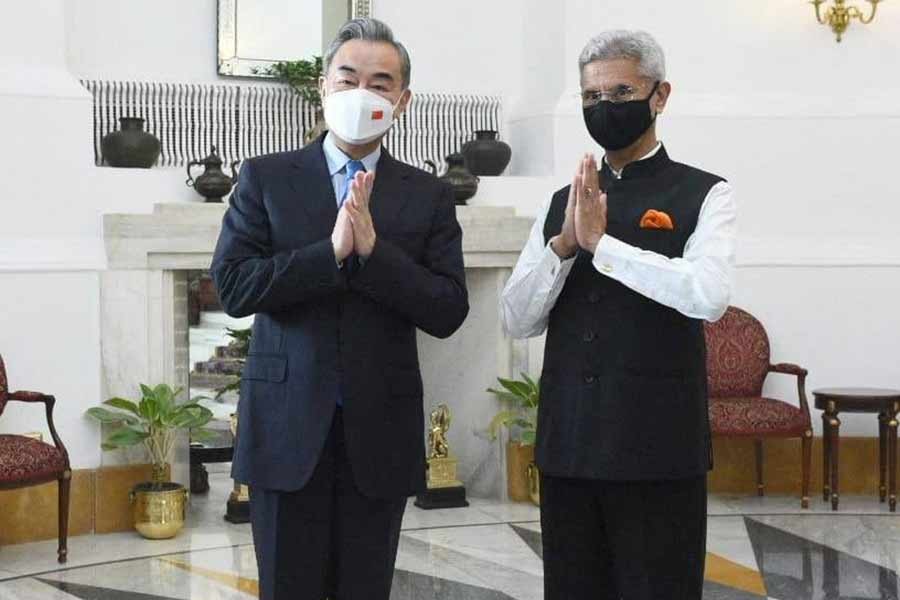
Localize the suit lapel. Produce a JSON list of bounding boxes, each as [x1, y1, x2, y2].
[[370, 150, 411, 232], [289, 138, 338, 234]]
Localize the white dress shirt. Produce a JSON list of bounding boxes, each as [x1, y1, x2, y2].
[[500, 144, 737, 339]]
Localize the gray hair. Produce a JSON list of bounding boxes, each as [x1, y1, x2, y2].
[[323, 18, 411, 89], [578, 30, 666, 82]]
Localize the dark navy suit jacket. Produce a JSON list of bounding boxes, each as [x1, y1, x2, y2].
[[210, 136, 469, 498]]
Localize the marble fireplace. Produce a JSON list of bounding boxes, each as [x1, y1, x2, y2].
[[101, 203, 532, 498]]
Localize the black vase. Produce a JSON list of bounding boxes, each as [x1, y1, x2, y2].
[[101, 117, 161, 168], [461, 130, 512, 176], [430, 153, 478, 205]]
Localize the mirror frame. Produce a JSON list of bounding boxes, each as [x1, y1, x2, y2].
[[218, 0, 373, 77]]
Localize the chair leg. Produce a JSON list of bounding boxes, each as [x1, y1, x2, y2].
[[58, 470, 71, 564], [801, 431, 812, 509], [755, 440, 765, 497]]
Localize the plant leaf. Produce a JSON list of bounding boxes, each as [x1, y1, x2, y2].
[[105, 426, 149, 448], [86, 407, 138, 425], [496, 377, 532, 399], [486, 388, 524, 405], [103, 397, 141, 416], [487, 410, 521, 439], [520, 372, 537, 389], [521, 430, 536, 445]]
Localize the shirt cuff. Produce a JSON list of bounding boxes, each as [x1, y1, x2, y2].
[[543, 241, 576, 283], [591, 234, 632, 277]]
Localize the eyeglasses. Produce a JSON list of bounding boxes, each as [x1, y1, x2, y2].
[[580, 82, 657, 107]]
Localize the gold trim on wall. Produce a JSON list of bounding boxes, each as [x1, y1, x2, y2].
[[0, 464, 171, 545], [709, 437, 882, 495], [0, 470, 93, 545]]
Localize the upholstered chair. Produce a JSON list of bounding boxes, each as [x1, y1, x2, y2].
[[0, 353, 71, 562], [704, 306, 813, 508]]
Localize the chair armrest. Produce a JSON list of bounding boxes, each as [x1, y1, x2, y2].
[[8, 390, 51, 402], [7, 392, 70, 464], [769, 363, 808, 377], [768, 364, 810, 414]]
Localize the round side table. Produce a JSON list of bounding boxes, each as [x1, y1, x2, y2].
[[813, 387, 900, 511]]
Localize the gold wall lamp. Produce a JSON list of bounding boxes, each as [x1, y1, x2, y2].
[[811, 0, 883, 42]]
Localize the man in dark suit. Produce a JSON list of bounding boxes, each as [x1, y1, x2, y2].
[[211, 18, 468, 600]]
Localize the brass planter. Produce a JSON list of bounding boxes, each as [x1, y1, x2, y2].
[[129, 482, 188, 539], [526, 462, 541, 506], [506, 442, 535, 501]]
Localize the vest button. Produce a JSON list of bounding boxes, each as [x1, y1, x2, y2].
[[583, 331, 595, 342], [584, 374, 595, 384]]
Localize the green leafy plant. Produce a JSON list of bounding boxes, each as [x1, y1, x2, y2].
[[214, 327, 252, 400], [486, 373, 540, 445], [86, 384, 215, 486], [257, 57, 324, 107]]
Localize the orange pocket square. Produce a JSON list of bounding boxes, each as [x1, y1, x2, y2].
[[639, 209, 674, 230]]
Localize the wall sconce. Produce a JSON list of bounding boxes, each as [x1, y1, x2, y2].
[[811, 0, 882, 42]]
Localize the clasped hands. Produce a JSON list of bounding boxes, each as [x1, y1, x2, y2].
[[332, 171, 377, 263], [550, 154, 608, 259]]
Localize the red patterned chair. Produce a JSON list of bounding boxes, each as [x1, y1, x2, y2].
[[0, 354, 71, 562], [704, 306, 812, 508]]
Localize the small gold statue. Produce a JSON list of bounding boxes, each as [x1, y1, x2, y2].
[[428, 404, 451, 459], [417, 404, 467, 509]]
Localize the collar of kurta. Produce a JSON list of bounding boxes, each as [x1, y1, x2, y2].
[[602, 142, 671, 181]]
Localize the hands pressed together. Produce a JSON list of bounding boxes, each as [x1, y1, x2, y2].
[[550, 154, 608, 259], [331, 171, 377, 263]]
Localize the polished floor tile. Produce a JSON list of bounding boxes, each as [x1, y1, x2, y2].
[[3, 473, 900, 599]]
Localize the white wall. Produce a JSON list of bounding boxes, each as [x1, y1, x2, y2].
[[66, 0, 220, 83]]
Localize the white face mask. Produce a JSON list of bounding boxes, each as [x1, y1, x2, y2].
[[322, 88, 401, 145]]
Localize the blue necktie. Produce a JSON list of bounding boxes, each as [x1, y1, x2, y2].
[[340, 160, 366, 207], [336, 159, 365, 408]]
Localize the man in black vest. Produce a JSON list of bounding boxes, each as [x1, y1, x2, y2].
[[212, 19, 468, 600], [501, 30, 736, 599]]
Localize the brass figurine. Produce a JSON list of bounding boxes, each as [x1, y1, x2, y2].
[[416, 403, 469, 509], [428, 404, 451, 459]]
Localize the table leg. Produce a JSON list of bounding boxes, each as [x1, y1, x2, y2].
[[828, 409, 841, 511], [879, 412, 888, 503], [822, 412, 831, 502], [889, 411, 898, 512]]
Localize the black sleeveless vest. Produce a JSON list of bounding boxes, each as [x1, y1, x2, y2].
[[537, 145, 724, 480]]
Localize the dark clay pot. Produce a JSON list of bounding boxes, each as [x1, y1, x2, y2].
[[101, 117, 161, 168], [426, 153, 478, 205], [461, 129, 511, 176]]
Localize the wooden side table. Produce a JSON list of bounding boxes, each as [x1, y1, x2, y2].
[[813, 388, 900, 511]]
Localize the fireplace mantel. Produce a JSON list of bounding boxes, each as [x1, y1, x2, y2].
[[100, 202, 533, 499], [103, 203, 532, 270]]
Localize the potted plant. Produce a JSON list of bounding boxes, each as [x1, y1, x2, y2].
[[258, 57, 325, 144], [86, 384, 215, 539], [487, 373, 541, 505]]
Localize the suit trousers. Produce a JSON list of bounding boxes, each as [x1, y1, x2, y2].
[[249, 409, 407, 600], [540, 473, 707, 600]]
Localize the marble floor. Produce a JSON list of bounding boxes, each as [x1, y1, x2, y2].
[[2, 471, 899, 599]]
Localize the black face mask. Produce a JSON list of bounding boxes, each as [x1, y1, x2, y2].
[[583, 81, 660, 151]]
